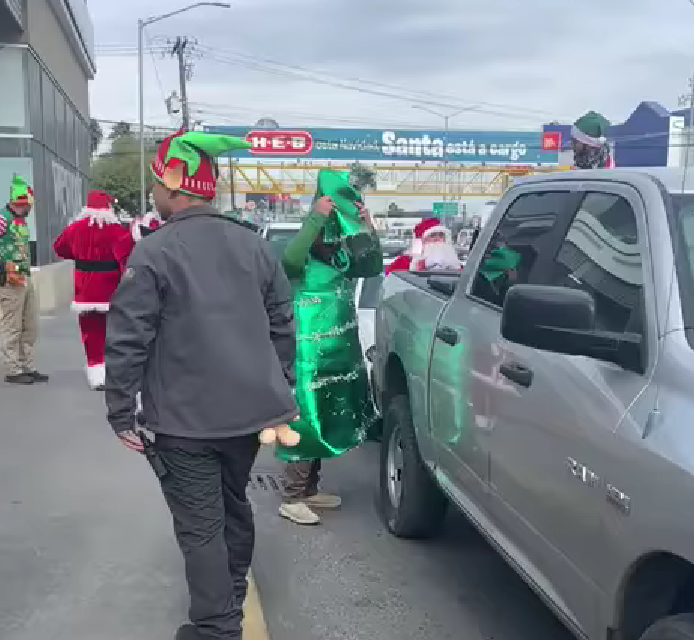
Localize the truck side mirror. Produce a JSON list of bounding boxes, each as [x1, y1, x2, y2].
[[501, 284, 644, 374]]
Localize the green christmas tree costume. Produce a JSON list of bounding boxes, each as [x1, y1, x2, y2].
[[275, 168, 382, 462]]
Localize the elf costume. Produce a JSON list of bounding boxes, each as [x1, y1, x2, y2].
[[572, 111, 614, 169], [53, 190, 132, 389], [0, 174, 47, 384], [275, 167, 383, 462]]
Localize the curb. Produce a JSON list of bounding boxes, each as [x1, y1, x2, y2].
[[243, 572, 270, 640]]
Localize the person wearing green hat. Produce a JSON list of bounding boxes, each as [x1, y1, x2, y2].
[[571, 110, 615, 169], [0, 174, 48, 384], [276, 166, 383, 526], [104, 130, 298, 640]]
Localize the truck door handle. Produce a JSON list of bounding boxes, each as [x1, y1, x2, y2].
[[500, 362, 533, 388], [435, 326, 459, 346]]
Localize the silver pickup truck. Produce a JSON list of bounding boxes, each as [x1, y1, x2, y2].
[[372, 168, 694, 640]]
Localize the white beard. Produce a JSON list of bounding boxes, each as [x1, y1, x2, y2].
[[420, 242, 460, 270]]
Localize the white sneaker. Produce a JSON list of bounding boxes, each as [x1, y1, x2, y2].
[[279, 501, 321, 525], [303, 493, 342, 509]]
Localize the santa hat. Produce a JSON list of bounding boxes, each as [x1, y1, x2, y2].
[[410, 217, 451, 253], [130, 211, 162, 242], [151, 130, 251, 199], [571, 111, 611, 148], [76, 190, 119, 227], [9, 174, 34, 206]]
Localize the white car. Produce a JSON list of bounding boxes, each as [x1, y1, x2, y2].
[[355, 259, 395, 411]]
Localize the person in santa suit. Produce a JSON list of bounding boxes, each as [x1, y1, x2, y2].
[[53, 191, 132, 390], [385, 217, 460, 274]]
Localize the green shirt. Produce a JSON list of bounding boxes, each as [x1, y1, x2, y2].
[[0, 206, 31, 276]]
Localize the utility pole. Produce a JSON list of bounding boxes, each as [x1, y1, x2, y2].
[[679, 72, 694, 174], [172, 37, 190, 130]]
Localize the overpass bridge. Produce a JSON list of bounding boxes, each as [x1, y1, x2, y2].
[[216, 162, 571, 198]]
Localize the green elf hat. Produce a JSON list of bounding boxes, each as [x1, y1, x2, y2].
[[9, 173, 34, 206], [478, 246, 521, 282], [151, 129, 251, 198], [315, 167, 374, 243], [571, 111, 611, 148]]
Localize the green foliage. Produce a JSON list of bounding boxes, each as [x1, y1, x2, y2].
[[109, 121, 132, 139], [89, 119, 103, 155], [349, 162, 377, 192], [91, 135, 155, 215]]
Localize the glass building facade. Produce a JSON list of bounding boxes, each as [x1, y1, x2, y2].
[[0, 0, 94, 266]]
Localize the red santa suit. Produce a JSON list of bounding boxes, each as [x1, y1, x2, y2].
[[385, 217, 446, 275], [53, 191, 131, 389]]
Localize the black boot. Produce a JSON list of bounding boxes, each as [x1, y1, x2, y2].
[[26, 370, 49, 382], [5, 373, 34, 385], [174, 625, 206, 640]]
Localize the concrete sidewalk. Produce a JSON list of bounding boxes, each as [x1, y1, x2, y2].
[[0, 312, 268, 640]]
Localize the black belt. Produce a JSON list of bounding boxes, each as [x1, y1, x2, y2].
[[74, 259, 120, 272]]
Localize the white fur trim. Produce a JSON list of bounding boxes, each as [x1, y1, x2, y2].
[[130, 220, 142, 242], [86, 363, 105, 389], [571, 125, 606, 148], [72, 302, 110, 313], [410, 239, 423, 255], [73, 207, 120, 228], [421, 225, 451, 241]]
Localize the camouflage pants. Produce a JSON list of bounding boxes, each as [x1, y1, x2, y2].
[[0, 280, 37, 375]]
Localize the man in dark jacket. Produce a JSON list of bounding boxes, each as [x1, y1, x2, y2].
[[104, 131, 297, 640]]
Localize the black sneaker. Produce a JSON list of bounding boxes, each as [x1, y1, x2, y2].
[[26, 371, 49, 383], [5, 373, 34, 385]]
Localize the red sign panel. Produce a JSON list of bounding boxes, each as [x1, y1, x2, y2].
[[541, 132, 561, 151], [245, 130, 313, 155]]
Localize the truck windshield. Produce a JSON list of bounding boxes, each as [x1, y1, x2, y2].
[[669, 194, 694, 337]]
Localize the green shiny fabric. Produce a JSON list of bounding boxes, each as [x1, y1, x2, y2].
[[275, 258, 377, 462], [275, 168, 380, 462]]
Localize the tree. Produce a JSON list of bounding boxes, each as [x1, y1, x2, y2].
[[89, 119, 103, 155], [91, 134, 155, 215], [109, 120, 131, 139]]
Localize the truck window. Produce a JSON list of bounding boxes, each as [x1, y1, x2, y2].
[[471, 191, 568, 307], [542, 192, 644, 335]]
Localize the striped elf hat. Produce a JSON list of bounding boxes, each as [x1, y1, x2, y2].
[[571, 111, 611, 148], [151, 130, 251, 199], [9, 174, 34, 206]]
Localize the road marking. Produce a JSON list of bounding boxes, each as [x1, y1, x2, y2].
[[243, 571, 270, 640]]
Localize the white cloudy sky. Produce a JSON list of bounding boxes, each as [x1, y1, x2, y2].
[[89, 0, 694, 135]]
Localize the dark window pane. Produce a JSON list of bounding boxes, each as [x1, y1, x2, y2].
[[545, 192, 644, 335], [471, 191, 569, 307]]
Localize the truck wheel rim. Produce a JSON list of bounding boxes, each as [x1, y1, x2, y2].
[[387, 425, 404, 507]]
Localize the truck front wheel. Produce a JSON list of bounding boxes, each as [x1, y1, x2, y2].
[[379, 394, 447, 538]]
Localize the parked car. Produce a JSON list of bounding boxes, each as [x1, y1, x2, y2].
[[354, 259, 395, 411], [259, 222, 302, 259], [372, 167, 694, 640]]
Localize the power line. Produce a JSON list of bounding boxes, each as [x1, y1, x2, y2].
[[93, 41, 568, 122]]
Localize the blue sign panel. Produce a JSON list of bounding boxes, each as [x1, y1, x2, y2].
[[204, 125, 559, 165]]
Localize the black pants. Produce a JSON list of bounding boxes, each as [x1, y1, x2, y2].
[[155, 433, 260, 640], [283, 459, 321, 500]]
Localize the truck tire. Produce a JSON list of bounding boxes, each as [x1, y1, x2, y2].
[[639, 614, 694, 640], [379, 394, 447, 538]]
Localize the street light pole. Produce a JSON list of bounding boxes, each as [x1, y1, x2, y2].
[[412, 105, 469, 204], [138, 3, 231, 216]]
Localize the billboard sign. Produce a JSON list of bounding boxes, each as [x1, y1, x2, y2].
[[206, 125, 559, 165], [433, 202, 459, 216]]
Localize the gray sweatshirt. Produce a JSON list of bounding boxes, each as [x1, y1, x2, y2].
[[104, 204, 297, 438]]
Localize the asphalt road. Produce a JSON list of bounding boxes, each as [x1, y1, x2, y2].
[[2, 312, 576, 640], [251, 444, 575, 640]]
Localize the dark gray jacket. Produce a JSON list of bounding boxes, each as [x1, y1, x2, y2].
[[104, 205, 297, 438]]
